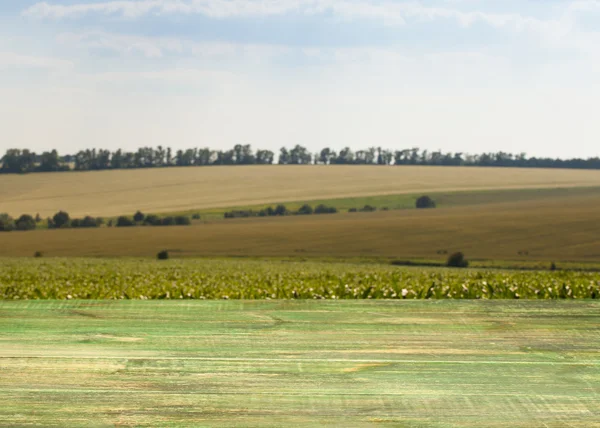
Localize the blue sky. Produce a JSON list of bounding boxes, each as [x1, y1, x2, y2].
[[1, 0, 599, 158]]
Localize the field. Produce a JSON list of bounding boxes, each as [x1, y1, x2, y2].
[[1, 258, 599, 300], [3, 165, 600, 218], [1, 300, 599, 427], [2, 188, 600, 260]]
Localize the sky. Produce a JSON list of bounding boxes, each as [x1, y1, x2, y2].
[[1, 0, 599, 158]]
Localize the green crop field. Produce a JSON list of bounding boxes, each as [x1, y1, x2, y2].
[[2, 258, 600, 300], [1, 300, 599, 427]]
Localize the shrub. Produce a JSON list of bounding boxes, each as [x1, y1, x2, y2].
[[95, 217, 105, 227], [274, 204, 288, 216], [35, 213, 41, 223], [71, 218, 81, 228], [550, 262, 557, 271], [191, 213, 201, 220], [157, 250, 169, 260], [133, 211, 145, 223], [16, 214, 36, 231], [0, 214, 16, 232], [360, 205, 377, 212], [81, 216, 98, 228], [52, 211, 70, 228], [174, 215, 191, 226], [348, 208, 357, 213], [143, 214, 162, 226], [161, 216, 176, 226], [107, 219, 113, 227], [381, 207, 389, 211], [447, 252, 469, 268], [34, 251, 43, 258], [314, 204, 338, 214], [116, 216, 135, 227], [416, 195, 436, 209], [297, 204, 313, 215]]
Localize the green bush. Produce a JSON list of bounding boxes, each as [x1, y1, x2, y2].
[[274, 204, 288, 216], [191, 213, 201, 220], [133, 211, 145, 223], [447, 252, 469, 268], [161, 216, 176, 226], [314, 204, 337, 214], [360, 205, 376, 212], [416, 195, 436, 209], [52, 211, 70, 228], [116, 216, 135, 227], [297, 204, 314, 215], [34, 251, 43, 258], [16, 214, 36, 231], [174, 216, 191, 226], [143, 214, 162, 226], [0, 214, 16, 232], [157, 250, 169, 260], [348, 208, 357, 213]]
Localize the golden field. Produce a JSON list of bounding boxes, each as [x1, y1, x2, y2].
[[3, 165, 600, 217], [1, 190, 599, 261]]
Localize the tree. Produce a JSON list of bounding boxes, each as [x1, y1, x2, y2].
[[297, 204, 313, 215], [274, 204, 288, 216], [116, 216, 135, 227], [416, 196, 436, 209], [16, 214, 36, 231], [447, 252, 469, 268], [278, 147, 290, 165], [157, 250, 169, 260], [174, 216, 191, 225], [133, 211, 145, 223], [0, 214, 15, 232], [52, 211, 70, 228], [143, 214, 162, 226], [314, 204, 338, 214]]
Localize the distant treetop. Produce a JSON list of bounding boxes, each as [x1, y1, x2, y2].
[[2, 145, 599, 175]]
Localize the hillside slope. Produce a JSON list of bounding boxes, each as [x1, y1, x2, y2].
[[3, 165, 600, 217]]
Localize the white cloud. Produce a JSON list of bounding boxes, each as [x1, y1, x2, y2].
[[21, 0, 564, 35], [0, 51, 74, 70], [57, 30, 289, 60]]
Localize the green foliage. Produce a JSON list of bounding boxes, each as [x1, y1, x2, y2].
[[157, 250, 169, 260], [33, 251, 43, 258], [0, 214, 16, 232], [360, 205, 377, 212], [1, 259, 597, 300], [297, 204, 314, 215], [447, 252, 469, 268], [191, 213, 201, 220], [174, 216, 191, 226], [161, 216, 176, 226], [133, 211, 145, 223], [52, 211, 70, 228], [116, 216, 135, 227], [314, 204, 338, 214], [416, 195, 436, 209], [274, 204, 288, 216], [16, 214, 36, 231], [143, 214, 162, 226]]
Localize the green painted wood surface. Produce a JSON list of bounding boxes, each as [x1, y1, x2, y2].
[[1, 300, 599, 427]]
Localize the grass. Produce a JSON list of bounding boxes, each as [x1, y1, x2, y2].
[[2, 190, 600, 261], [146, 186, 600, 221], [3, 164, 600, 218], [1, 300, 599, 426]]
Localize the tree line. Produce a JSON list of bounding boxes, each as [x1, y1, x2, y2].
[[2, 145, 600, 174]]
